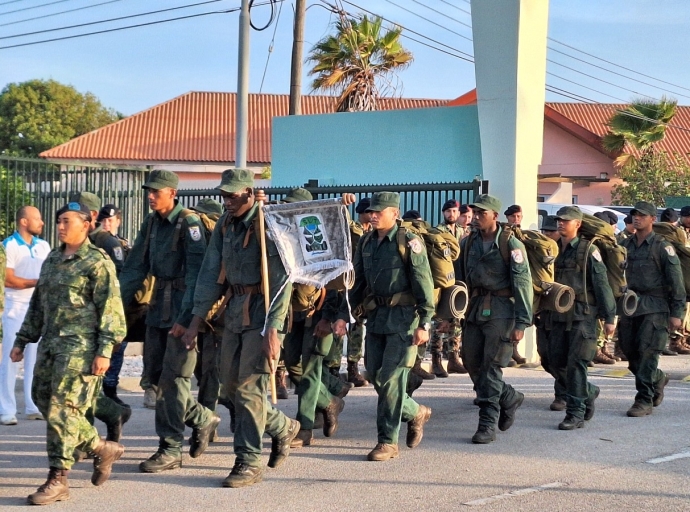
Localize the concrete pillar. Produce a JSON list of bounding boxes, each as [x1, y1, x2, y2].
[[471, 0, 550, 362]]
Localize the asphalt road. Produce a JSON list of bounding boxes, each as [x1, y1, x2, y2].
[[1, 366, 689, 511]]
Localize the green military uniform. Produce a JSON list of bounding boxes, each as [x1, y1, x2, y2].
[[459, 195, 533, 441], [619, 202, 685, 413], [119, 171, 214, 459], [192, 171, 294, 474], [548, 207, 616, 426], [89, 225, 126, 275], [340, 192, 435, 448], [13, 239, 126, 469]]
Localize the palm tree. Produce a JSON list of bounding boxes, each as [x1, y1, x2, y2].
[[601, 97, 678, 169], [307, 14, 413, 112]]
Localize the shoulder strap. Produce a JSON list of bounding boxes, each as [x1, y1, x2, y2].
[[171, 208, 195, 253], [141, 214, 154, 265], [650, 233, 664, 272], [396, 225, 409, 265], [497, 225, 512, 266]]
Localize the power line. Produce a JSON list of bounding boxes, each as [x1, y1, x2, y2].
[[0, 0, 125, 28], [0, 0, 74, 17], [411, 0, 471, 30], [382, 0, 472, 42], [0, 0, 28, 7], [0, 1, 283, 50], [547, 71, 627, 103], [1, 0, 227, 39], [438, 0, 471, 17]]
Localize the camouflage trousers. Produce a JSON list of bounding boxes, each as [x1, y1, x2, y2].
[[32, 339, 102, 470], [325, 321, 365, 368]]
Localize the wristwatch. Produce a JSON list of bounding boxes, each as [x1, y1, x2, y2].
[[421, 322, 431, 332]]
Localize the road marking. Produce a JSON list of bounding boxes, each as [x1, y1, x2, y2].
[[463, 482, 566, 506], [646, 450, 690, 464]]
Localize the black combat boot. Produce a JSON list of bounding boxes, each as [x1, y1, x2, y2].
[[471, 425, 496, 444], [27, 468, 70, 505], [431, 353, 448, 378], [103, 384, 129, 408], [558, 414, 585, 430], [106, 405, 132, 443], [190, 414, 221, 458], [498, 392, 524, 431], [268, 418, 301, 468]]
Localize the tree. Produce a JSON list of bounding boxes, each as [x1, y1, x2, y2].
[[0, 79, 123, 157], [601, 97, 678, 170], [610, 151, 690, 206], [307, 14, 413, 112]]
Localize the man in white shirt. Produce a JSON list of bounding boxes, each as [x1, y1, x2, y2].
[[1, 206, 51, 425]]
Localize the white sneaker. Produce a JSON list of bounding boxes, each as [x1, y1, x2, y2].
[[0, 415, 18, 425], [143, 388, 157, 409], [26, 413, 44, 421]]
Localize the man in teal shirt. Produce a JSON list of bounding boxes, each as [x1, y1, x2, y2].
[[458, 194, 533, 444], [334, 192, 434, 462]]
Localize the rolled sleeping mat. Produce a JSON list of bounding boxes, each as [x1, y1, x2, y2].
[[540, 282, 575, 313], [619, 289, 638, 317], [436, 281, 469, 320]]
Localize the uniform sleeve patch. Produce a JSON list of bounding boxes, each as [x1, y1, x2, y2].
[[592, 249, 602, 262], [511, 249, 524, 264], [408, 238, 423, 254], [113, 246, 123, 261], [665, 245, 677, 257], [189, 225, 202, 242]]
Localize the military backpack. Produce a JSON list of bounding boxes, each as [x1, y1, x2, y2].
[[652, 222, 690, 300]]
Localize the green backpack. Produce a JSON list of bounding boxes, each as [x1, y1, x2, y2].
[[578, 213, 629, 299], [652, 222, 690, 300]]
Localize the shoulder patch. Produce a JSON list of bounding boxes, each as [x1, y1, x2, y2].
[[408, 238, 423, 254], [592, 248, 602, 262], [113, 246, 124, 261], [189, 225, 202, 242], [665, 245, 676, 257], [511, 248, 524, 264]]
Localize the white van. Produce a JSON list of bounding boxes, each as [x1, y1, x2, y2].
[[537, 204, 625, 234]]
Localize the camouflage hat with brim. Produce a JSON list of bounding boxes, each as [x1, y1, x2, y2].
[[283, 187, 313, 203], [216, 169, 254, 194], [555, 206, 583, 221], [143, 170, 179, 190], [630, 201, 657, 217], [191, 198, 224, 216], [470, 194, 502, 213], [366, 191, 400, 212], [70, 192, 101, 212], [541, 215, 558, 231]]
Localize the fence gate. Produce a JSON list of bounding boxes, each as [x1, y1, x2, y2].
[[1, 157, 149, 246], [177, 179, 487, 228]]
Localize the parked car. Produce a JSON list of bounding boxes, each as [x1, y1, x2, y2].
[[607, 205, 674, 219], [537, 204, 625, 233]]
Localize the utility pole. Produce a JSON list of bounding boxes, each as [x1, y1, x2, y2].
[[289, 0, 306, 115], [236, 0, 251, 168]]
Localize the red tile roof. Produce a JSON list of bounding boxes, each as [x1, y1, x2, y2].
[[40, 92, 448, 164]]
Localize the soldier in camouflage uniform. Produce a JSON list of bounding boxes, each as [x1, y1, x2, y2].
[[119, 170, 219, 473], [333, 192, 435, 462], [459, 195, 533, 444], [10, 202, 127, 505], [183, 169, 299, 488]]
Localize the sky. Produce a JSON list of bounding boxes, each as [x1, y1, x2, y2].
[[1, 0, 689, 116]]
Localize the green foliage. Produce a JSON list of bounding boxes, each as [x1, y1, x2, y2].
[[307, 14, 413, 112], [260, 165, 272, 179], [601, 97, 678, 170], [0, 79, 122, 157], [611, 151, 690, 207], [0, 166, 32, 238]]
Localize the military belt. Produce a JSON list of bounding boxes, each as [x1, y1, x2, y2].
[[471, 287, 512, 299], [227, 283, 262, 326], [156, 277, 186, 322], [364, 290, 416, 311]]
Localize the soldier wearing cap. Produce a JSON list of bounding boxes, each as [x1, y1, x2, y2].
[[547, 206, 616, 429], [618, 201, 685, 417], [183, 169, 299, 487], [616, 215, 635, 244], [504, 204, 523, 227], [119, 170, 219, 472], [458, 204, 473, 234], [11, 201, 126, 505], [333, 191, 434, 462], [459, 194, 532, 444]]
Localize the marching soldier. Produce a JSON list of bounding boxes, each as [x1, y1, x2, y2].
[[618, 201, 685, 417], [183, 169, 299, 488], [10, 202, 127, 505], [119, 170, 219, 473], [333, 191, 434, 462], [459, 195, 532, 444], [549, 206, 616, 429]]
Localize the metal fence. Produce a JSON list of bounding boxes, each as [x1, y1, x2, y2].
[[0, 157, 150, 246], [177, 179, 487, 227]]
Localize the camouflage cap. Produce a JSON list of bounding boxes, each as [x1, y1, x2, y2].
[[191, 198, 224, 216], [630, 201, 657, 217], [470, 194, 502, 213], [555, 206, 583, 221], [541, 215, 558, 231], [366, 191, 400, 212], [216, 169, 254, 194], [143, 170, 179, 190], [70, 192, 101, 212], [283, 187, 313, 203]]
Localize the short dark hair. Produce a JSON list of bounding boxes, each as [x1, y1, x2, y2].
[[15, 205, 31, 224]]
